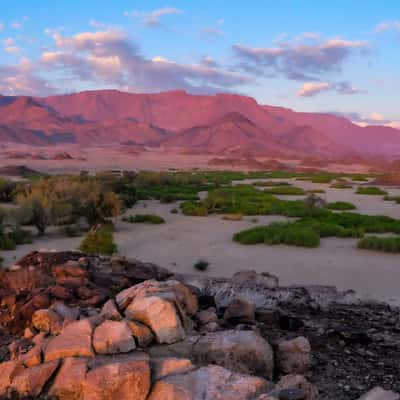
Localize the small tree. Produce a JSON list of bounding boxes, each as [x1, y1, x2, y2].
[[79, 225, 117, 255]]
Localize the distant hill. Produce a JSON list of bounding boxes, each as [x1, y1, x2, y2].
[[0, 90, 399, 161]]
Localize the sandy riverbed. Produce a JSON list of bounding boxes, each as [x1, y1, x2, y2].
[[2, 178, 400, 304]]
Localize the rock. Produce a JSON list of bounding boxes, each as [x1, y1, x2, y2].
[[32, 308, 63, 334], [45, 319, 94, 361], [275, 375, 318, 400], [121, 280, 197, 344], [192, 330, 274, 378], [20, 343, 42, 367], [24, 327, 36, 339], [0, 361, 25, 397], [47, 285, 73, 300], [223, 298, 256, 322], [231, 270, 279, 288], [51, 302, 80, 320], [48, 357, 88, 400], [255, 308, 279, 325], [126, 320, 154, 347], [276, 337, 311, 374], [195, 308, 218, 325], [82, 358, 151, 400], [147, 336, 200, 360], [100, 299, 121, 320], [358, 387, 400, 400], [93, 320, 136, 354], [148, 365, 269, 400], [151, 357, 195, 381], [278, 388, 306, 400], [52, 262, 88, 287], [10, 360, 59, 398]]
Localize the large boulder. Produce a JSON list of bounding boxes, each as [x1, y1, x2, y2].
[[32, 308, 63, 335], [126, 320, 154, 347], [223, 298, 256, 322], [119, 280, 198, 344], [0, 361, 25, 397], [151, 357, 195, 381], [45, 319, 94, 361], [10, 360, 59, 398], [358, 387, 400, 400], [274, 375, 318, 400], [82, 357, 151, 400], [93, 320, 136, 354], [48, 357, 88, 400], [192, 330, 274, 378], [276, 337, 311, 374], [148, 365, 269, 400]]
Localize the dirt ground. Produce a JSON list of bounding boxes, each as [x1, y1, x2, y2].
[[3, 178, 400, 305]]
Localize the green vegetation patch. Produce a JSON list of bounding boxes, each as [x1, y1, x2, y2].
[[356, 186, 387, 195], [123, 214, 165, 224], [253, 181, 291, 187], [263, 186, 305, 195], [79, 226, 117, 255], [358, 235, 400, 253], [326, 201, 356, 211], [383, 195, 400, 203]]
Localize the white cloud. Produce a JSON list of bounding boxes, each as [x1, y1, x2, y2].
[[124, 7, 183, 27], [200, 26, 224, 38], [0, 23, 4, 32], [375, 21, 400, 33], [11, 22, 22, 30], [298, 82, 331, 97], [4, 46, 20, 54], [3, 38, 14, 46]]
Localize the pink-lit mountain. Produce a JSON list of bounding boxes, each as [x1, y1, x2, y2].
[[0, 90, 399, 160]]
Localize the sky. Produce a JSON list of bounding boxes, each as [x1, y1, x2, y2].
[[0, 0, 399, 127]]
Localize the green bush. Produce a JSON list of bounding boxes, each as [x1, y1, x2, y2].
[[79, 227, 117, 255], [383, 195, 400, 203], [307, 189, 326, 194], [170, 208, 179, 214], [0, 234, 16, 250], [123, 214, 165, 224], [356, 186, 387, 195], [326, 201, 356, 211], [358, 236, 400, 253], [233, 222, 320, 248], [330, 181, 353, 189], [263, 186, 305, 195], [253, 181, 291, 187], [180, 201, 208, 216], [8, 227, 33, 245]]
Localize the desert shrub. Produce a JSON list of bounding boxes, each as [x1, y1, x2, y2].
[[263, 186, 305, 195], [234, 223, 320, 248], [253, 181, 291, 187], [62, 224, 82, 237], [351, 175, 369, 182], [180, 201, 208, 216], [310, 175, 335, 184], [383, 195, 400, 203], [357, 236, 400, 253], [356, 186, 387, 195], [330, 181, 353, 189], [307, 189, 326, 194], [0, 178, 17, 202], [193, 259, 210, 271], [170, 208, 179, 214], [326, 201, 356, 211], [0, 234, 16, 250], [123, 214, 165, 224], [8, 227, 32, 245], [79, 226, 117, 255]]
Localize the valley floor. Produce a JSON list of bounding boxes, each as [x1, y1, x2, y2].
[[3, 178, 400, 305]]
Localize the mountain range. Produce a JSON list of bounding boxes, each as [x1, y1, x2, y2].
[[0, 89, 399, 161]]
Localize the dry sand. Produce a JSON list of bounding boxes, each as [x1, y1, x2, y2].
[[3, 178, 400, 304]]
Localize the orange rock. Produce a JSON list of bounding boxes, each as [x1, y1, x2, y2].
[[82, 359, 151, 400], [126, 320, 154, 347], [151, 357, 195, 381], [0, 361, 25, 397], [45, 319, 94, 361], [93, 320, 136, 354], [32, 309, 63, 335], [10, 360, 59, 398], [48, 357, 88, 400]]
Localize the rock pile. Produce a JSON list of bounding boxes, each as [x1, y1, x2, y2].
[[0, 252, 399, 399]]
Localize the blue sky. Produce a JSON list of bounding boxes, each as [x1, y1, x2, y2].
[[0, 0, 399, 126]]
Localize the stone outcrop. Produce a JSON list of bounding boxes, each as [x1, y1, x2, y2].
[[0, 251, 399, 400]]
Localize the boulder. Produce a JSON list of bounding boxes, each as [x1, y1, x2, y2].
[[0, 361, 25, 397], [100, 299, 121, 320], [51, 302, 80, 320], [358, 387, 400, 400], [223, 298, 256, 322], [120, 280, 197, 344], [48, 357, 88, 400], [151, 357, 195, 381], [45, 319, 94, 361], [82, 358, 151, 400], [126, 320, 154, 347], [192, 330, 274, 378], [195, 308, 218, 325], [10, 360, 59, 398], [275, 375, 318, 400], [148, 365, 269, 400], [52, 262, 88, 287], [32, 308, 63, 335], [231, 270, 279, 288], [276, 337, 311, 374], [93, 320, 136, 354]]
